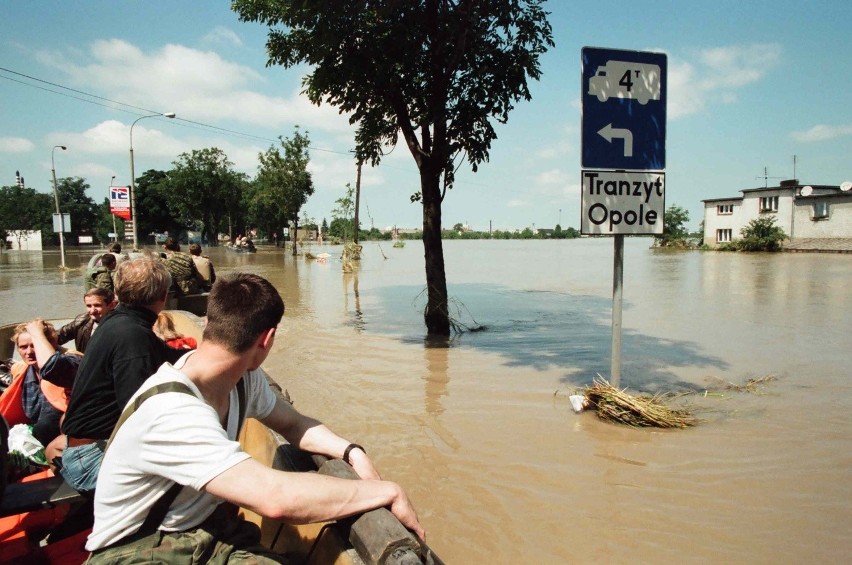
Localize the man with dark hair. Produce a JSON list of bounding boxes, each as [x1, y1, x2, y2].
[[162, 237, 204, 296], [61, 257, 184, 492], [108, 242, 129, 264], [86, 273, 424, 560], [87, 253, 117, 293], [189, 243, 215, 290], [57, 287, 116, 353]]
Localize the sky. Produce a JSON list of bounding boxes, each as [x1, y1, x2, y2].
[[1, 0, 850, 233]]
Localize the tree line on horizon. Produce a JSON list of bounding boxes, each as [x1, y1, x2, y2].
[[0, 129, 316, 250]]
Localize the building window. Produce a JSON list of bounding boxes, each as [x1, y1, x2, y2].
[[716, 229, 732, 243], [717, 204, 734, 215], [759, 196, 779, 212], [813, 201, 829, 220]]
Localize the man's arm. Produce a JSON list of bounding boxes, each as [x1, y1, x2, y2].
[[204, 457, 424, 540], [260, 397, 380, 480], [56, 315, 84, 347]]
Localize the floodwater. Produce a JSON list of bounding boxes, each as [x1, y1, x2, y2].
[[1, 239, 850, 564]]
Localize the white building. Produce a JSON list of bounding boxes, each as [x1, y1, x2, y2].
[[702, 180, 852, 248], [4, 230, 42, 250]]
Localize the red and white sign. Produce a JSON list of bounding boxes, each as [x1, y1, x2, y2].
[[110, 186, 131, 220]]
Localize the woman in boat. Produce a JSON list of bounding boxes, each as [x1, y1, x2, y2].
[[0, 320, 81, 464]]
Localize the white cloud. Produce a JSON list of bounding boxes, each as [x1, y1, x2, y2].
[[202, 26, 244, 48], [668, 43, 782, 119], [535, 168, 569, 187], [34, 39, 353, 134], [69, 162, 117, 186], [791, 124, 852, 142], [0, 137, 35, 152]]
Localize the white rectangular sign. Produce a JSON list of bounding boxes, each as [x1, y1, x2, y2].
[[52, 213, 71, 233], [580, 170, 665, 235]]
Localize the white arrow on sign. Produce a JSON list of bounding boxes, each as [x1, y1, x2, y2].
[[597, 123, 633, 157]]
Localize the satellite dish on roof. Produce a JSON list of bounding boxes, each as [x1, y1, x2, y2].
[[800, 185, 813, 196], [841, 181, 852, 192]]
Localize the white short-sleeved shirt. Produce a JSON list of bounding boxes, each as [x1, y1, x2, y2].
[[86, 352, 277, 551]]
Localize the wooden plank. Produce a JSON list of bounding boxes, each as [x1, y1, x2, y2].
[[314, 457, 444, 565]]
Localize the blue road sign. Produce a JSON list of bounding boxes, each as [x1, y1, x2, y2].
[[581, 47, 667, 170]]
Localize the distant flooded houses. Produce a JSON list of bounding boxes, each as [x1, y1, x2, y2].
[[703, 179, 852, 252]]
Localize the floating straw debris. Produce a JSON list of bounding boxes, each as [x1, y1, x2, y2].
[[583, 375, 697, 429], [704, 375, 777, 394]]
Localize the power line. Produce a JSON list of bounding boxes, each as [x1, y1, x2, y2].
[[0, 66, 489, 186]]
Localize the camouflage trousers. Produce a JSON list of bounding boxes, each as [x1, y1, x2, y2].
[[87, 505, 289, 564]]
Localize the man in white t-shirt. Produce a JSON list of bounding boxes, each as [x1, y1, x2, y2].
[[87, 273, 424, 562]]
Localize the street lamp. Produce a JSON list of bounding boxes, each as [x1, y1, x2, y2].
[[129, 112, 176, 250], [51, 145, 67, 269], [109, 175, 117, 242]]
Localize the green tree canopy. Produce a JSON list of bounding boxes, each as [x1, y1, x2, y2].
[[56, 177, 99, 243], [738, 216, 787, 252], [0, 185, 53, 247], [234, 0, 554, 335], [329, 183, 356, 241], [654, 204, 691, 248], [96, 197, 123, 245], [167, 148, 245, 245], [134, 169, 181, 242], [251, 129, 314, 254]]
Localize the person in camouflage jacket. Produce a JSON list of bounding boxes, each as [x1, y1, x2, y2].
[[162, 238, 204, 296]]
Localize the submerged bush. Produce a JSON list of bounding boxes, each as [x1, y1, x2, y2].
[[738, 216, 787, 252]]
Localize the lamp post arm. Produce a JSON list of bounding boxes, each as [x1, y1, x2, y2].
[[128, 112, 175, 250]]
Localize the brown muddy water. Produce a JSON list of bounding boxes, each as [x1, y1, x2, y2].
[[2, 239, 850, 563]]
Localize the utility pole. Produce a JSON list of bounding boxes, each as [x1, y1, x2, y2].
[[354, 160, 362, 244], [51, 145, 67, 269], [109, 175, 117, 241]]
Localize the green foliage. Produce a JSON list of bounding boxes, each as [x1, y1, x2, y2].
[[135, 169, 181, 241], [95, 197, 122, 244], [54, 177, 99, 244], [0, 185, 53, 247], [233, 1, 553, 176], [249, 129, 314, 246], [654, 205, 692, 248], [737, 216, 787, 251], [167, 148, 246, 245], [234, 0, 554, 335], [330, 184, 356, 240]]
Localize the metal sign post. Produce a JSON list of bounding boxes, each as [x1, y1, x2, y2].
[[581, 47, 667, 386]]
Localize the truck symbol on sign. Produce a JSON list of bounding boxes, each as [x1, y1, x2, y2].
[[588, 60, 661, 105]]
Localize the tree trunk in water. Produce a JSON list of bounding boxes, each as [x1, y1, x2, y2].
[[420, 170, 450, 336], [292, 217, 299, 256]]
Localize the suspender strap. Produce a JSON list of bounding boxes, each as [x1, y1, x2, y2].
[[102, 382, 195, 547], [100, 378, 248, 549], [106, 381, 195, 450], [236, 377, 246, 434]]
